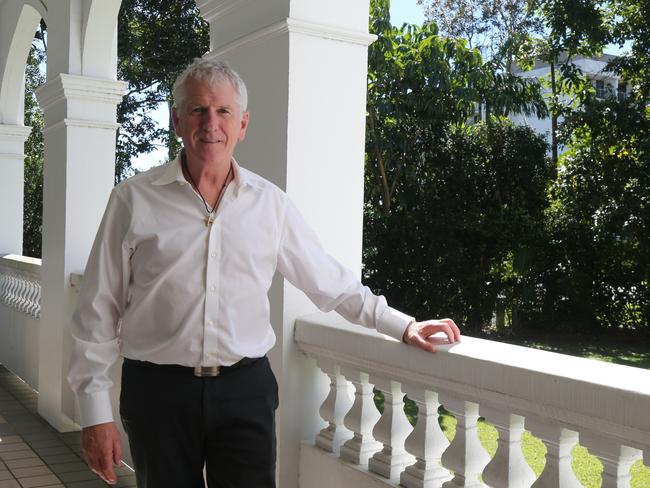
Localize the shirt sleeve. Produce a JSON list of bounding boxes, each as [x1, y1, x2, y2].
[[67, 188, 132, 427], [276, 197, 414, 341]]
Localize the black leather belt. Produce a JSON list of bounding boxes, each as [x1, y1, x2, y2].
[[124, 357, 263, 377]]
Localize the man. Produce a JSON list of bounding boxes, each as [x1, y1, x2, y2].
[[68, 57, 461, 488]]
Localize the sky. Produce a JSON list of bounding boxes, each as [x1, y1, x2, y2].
[[131, 1, 427, 172]]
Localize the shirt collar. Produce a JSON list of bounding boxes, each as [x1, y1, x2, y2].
[[151, 152, 262, 195]]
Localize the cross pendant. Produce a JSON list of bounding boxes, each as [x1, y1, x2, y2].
[[205, 216, 214, 226]]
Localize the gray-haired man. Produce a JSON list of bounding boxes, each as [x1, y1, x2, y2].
[[68, 57, 461, 488]]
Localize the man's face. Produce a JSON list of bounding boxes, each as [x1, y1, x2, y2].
[[172, 78, 250, 167]]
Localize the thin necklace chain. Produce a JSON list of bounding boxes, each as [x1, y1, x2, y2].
[[181, 150, 233, 226]]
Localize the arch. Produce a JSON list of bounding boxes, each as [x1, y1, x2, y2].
[[0, 2, 42, 124], [81, 0, 122, 78], [22, 0, 48, 24]]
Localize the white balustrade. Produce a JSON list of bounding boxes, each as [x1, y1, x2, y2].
[[401, 385, 452, 488], [580, 431, 643, 488], [315, 359, 353, 454], [340, 367, 382, 465], [368, 375, 415, 479], [480, 408, 535, 488], [440, 394, 490, 487], [293, 314, 650, 488], [527, 419, 581, 488], [0, 258, 41, 318]]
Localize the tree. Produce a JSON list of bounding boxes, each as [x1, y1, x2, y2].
[[23, 30, 46, 258], [417, 0, 542, 67], [116, 0, 209, 181], [535, 0, 650, 332], [364, 0, 551, 331]]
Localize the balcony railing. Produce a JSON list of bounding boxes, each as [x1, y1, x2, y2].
[[0, 254, 42, 389], [295, 313, 650, 488], [0, 254, 41, 318]]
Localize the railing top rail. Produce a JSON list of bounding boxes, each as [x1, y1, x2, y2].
[[0, 254, 42, 278], [295, 313, 650, 450]]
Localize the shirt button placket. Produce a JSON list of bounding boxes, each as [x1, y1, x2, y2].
[[203, 223, 221, 365]]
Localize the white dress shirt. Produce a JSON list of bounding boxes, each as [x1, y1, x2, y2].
[[67, 155, 414, 427]]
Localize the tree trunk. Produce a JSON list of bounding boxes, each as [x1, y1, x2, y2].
[[550, 62, 558, 167]]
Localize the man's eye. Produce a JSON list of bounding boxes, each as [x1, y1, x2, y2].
[[192, 107, 206, 113], [218, 109, 231, 115]]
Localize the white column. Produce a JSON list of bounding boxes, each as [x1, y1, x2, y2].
[[340, 367, 382, 465], [580, 432, 641, 488], [368, 376, 414, 479], [0, 124, 31, 254], [527, 419, 581, 488], [35, 74, 125, 431], [401, 385, 452, 488], [439, 394, 490, 488], [315, 360, 353, 454], [480, 407, 535, 488], [196, 1, 375, 487]]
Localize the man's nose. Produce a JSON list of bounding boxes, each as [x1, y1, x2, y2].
[[202, 110, 219, 131]]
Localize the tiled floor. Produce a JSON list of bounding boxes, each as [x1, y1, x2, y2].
[[0, 366, 136, 488]]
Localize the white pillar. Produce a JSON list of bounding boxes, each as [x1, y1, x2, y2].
[[0, 124, 31, 254], [35, 73, 125, 431], [30, 0, 125, 432], [196, 1, 375, 487]]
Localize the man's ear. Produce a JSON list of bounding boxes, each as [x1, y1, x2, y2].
[[238, 111, 250, 142]]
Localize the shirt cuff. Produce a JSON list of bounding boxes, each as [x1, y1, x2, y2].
[[376, 307, 415, 342], [77, 390, 114, 428]]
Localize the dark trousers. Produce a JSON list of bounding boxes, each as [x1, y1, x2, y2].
[[120, 357, 278, 488]]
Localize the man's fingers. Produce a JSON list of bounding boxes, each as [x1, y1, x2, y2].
[[81, 422, 121, 485], [98, 454, 117, 484], [113, 438, 122, 466], [412, 333, 437, 353], [443, 318, 462, 342], [420, 321, 454, 343]]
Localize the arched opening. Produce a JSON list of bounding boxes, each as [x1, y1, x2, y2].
[[23, 19, 47, 258]]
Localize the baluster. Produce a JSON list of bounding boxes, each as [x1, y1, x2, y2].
[[9, 274, 20, 307], [580, 432, 642, 488], [315, 359, 353, 454], [25, 280, 36, 317], [368, 375, 414, 479], [480, 407, 535, 488], [28, 280, 41, 318], [340, 367, 381, 465], [401, 384, 452, 488], [0, 272, 8, 303], [439, 394, 490, 487], [645, 450, 649, 468], [527, 419, 581, 487], [17, 276, 29, 314], [34, 281, 42, 318]]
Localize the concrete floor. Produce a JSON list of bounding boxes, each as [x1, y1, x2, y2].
[[0, 366, 135, 488]]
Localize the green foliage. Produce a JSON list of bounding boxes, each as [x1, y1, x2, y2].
[[116, 0, 209, 181], [23, 41, 45, 258], [541, 96, 650, 331], [365, 1, 552, 332]]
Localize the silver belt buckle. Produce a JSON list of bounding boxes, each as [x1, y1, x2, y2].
[[193, 366, 220, 377]]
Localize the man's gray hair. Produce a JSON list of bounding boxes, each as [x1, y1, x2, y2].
[[172, 57, 248, 113]]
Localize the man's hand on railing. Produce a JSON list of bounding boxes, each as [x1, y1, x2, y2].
[[402, 318, 461, 353], [81, 421, 122, 485]]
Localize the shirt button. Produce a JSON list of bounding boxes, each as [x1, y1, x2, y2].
[[211, 252, 217, 258], [210, 285, 217, 292], [208, 320, 214, 326]]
